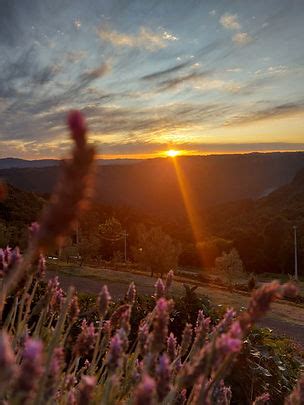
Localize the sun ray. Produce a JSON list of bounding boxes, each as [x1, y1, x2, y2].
[[171, 157, 207, 267]]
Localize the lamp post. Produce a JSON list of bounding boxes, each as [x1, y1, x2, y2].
[[293, 225, 298, 280]]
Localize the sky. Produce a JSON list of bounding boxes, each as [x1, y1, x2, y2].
[[0, 0, 304, 159]]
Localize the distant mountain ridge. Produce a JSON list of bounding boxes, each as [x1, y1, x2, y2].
[[0, 152, 304, 218], [0, 157, 142, 169]]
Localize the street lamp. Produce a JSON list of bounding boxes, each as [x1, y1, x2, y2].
[[293, 225, 298, 280]]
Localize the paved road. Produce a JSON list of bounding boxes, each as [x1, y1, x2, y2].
[[46, 269, 304, 347]]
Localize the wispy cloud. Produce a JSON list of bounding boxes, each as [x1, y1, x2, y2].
[[81, 63, 110, 81], [220, 14, 241, 30], [220, 13, 252, 46], [232, 32, 252, 45], [225, 102, 304, 126], [98, 26, 177, 51], [141, 62, 189, 80], [65, 51, 87, 63]]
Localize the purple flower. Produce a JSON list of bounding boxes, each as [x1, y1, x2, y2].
[[156, 354, 171, 401], [67, 389, 77, 405], [120, 306, 131, 335], [74, 320, 96, 357], [253, 392, 270, 405], [135, 375, 156, 405], [0, 332, 17, 386], [125, 281, 136, 305], [48, 277, 64, 311], [10, 247, 22, 268], [154, 278, 165, 300], [212, 308, 235, 336], [149, 298, 170, 353], [213, 321, 243, 369], [29, 222, 40, 239], [174, 388, 187, 405], [77, 375, 96, 405], [97, 285, 111, 317], [164, 270, 174, 295], [50, 347, 64, 376], [138, 323, 149, 356], [180, 323, 193, 357], [67, 110, 87, 148], [45, 347, 65, 401], [213, 380, 232, 405], [65, 374, 77, 390], [37, 254, 46, 278], [106, 333, 123, 373], [167, 332, 177, 362], [193, 310, 211, 349], [69, 295, 80, 323], [15, 338, 44, 398]]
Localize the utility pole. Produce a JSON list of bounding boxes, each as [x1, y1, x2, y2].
[[293, 225, 298, 280]]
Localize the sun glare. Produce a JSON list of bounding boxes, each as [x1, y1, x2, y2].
[[166, 149, 180, 157]]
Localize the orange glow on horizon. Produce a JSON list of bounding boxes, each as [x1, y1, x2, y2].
[[166, 149, 180, 157]]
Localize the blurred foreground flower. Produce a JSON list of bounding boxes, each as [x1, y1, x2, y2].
[[0, 110, 95, 313]]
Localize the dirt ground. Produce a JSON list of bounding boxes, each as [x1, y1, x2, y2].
[[46, 266, 304, 347]]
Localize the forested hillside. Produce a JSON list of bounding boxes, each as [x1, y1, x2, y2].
[[1, 156, 303, 274], [0, 152, 304, 217]]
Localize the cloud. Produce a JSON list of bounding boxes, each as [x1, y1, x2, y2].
[[225, 102, 304, 126], [95, 140, 304, 156], [162, 31, 178, 41], [151, 69, 241, 94], [65, 51, 87, 63], [267, 65, 289, 75], [226, 68, 242, 73], [220, 14, 241, 30], [73, 19, 81, 30], [158, 71, 214, 91], [232, 32, 252, 45], [193, 79, 241, 93], [98, 26, 176, 51], [219, 13, 252, 47], [141, 62, 189, 80], [81, 63, 110, 81]]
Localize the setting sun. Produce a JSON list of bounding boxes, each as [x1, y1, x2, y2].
[[166, 149, 180, 157]]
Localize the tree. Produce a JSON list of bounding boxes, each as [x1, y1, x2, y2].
[[215, 248, 245, 285], [263, 216, 292, 274], [77, 236, 100, 264], [132, 225, 180, 277], [196, 237, 233, 268], [98, 217, 125, 261]]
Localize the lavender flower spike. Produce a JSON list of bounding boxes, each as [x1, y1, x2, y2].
[[154, 278, 165, 300], [125, 281, 137, 305], [15, 338, 44, 399], [0, 332, 17, 387], [164, 269, 174, 295], [135, 375, 156, 405], [156, 354, 171, 401], [77, 375, 96, 405], [97, 285, 112, 317], [167, 332, 177, 362], [106, 333, 123, 373], [67, 110, 87, 148]]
